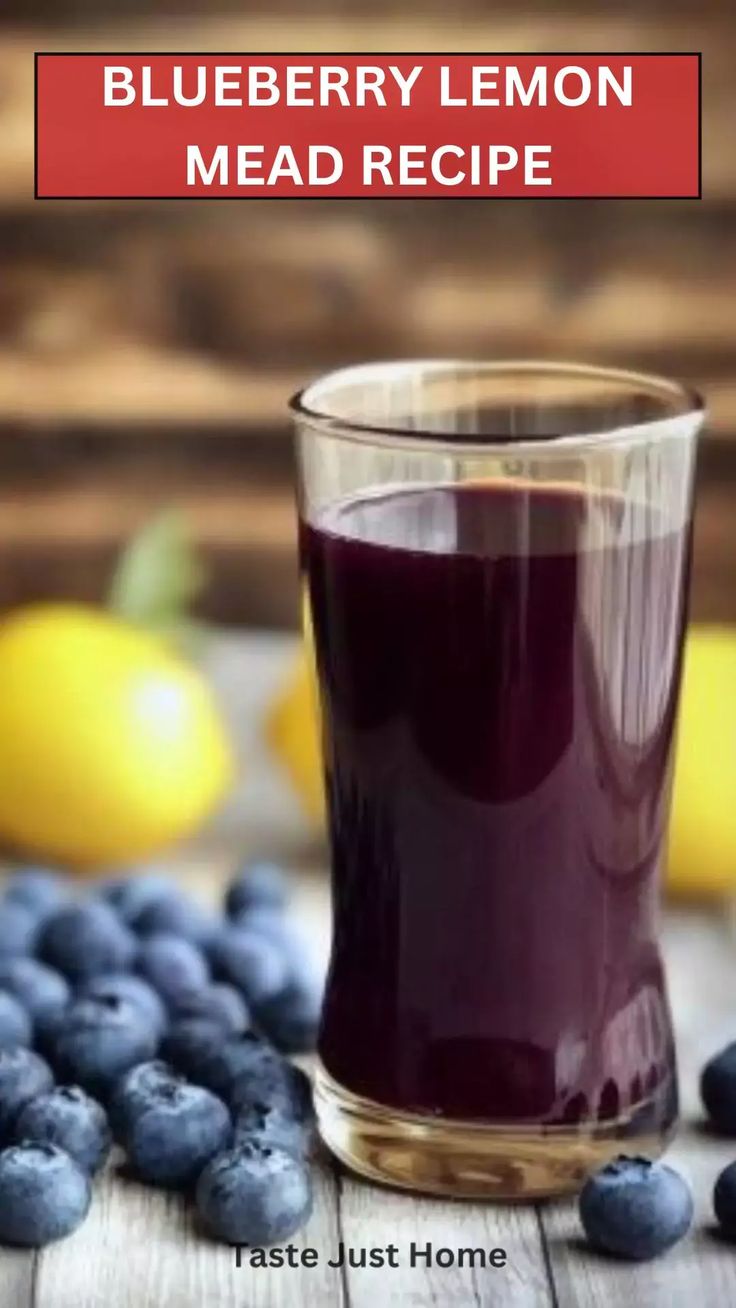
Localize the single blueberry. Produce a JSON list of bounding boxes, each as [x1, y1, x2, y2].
[[208, 926, 287, 1006], [109, 1059, 184, 1141], [133, 892, 218, 948], [234, 1100, 312, 1158], [225, 862, 288, 918], [0, 958, 70, 1027], [51, 995, 158, 1099], [186, 1031, 277, 1097], [0, 903, 39, 958], [256, 977, 322, 1055], [196, 1141, 312, 1244], [39, 903, 137, 981], [0, 1141, 90, 1245], [714, 1160, 736, 1239], [229, 1059, 313, 1126], [78, 973, 167, 1039], [13, 1085, 111, 1175], [4, 868, 68, 920], [136, 933, 209, 1006], [96, 873, 176, 927], [0, 1048, 54, 1138], [162, 1018, 236, 1081], [124, 1081, 231, 1188], [701, 1042, 736, 1134], [169, 983, 250, 1035], [579, 1155, 693, 1260], [0, 990, 32, 1050]]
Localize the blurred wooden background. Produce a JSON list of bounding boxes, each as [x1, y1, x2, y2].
[[0, 4, 734, 627]]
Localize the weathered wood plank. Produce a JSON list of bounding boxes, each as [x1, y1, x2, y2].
[[0, 1250, 35, 1308], [338, 1172, 555, 1307], [33, 1151, 345, 1308]]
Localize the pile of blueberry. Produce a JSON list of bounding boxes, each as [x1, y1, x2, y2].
[[0, 862, 319, 1247], [579, 1040, 736, 1261]]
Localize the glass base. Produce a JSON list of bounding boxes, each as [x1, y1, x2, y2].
[[315, 1066, 677, 1199]]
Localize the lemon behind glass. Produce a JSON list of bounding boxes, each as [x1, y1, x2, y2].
[[0, 603, 234, 869], [667, 626, 736, 897]]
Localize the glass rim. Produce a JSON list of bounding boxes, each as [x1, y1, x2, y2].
[[289, 359, 704, 455]]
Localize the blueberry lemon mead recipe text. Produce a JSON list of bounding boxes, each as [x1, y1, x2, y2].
[[103, 61, 633, 191]]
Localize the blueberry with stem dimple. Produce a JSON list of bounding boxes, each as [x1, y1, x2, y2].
[[234, 1100, 312, 1158], [0, 1047, 54, 1138], [123, 1080, 231, 1188], [0, 1142, 91, 1246], [196, 1141, 313, 1244], [13, 1085, 112, 1175], [39, 902, 137, 981], [579, 1155, 693, 1260], [51, 995, 158, 1099], [109, 1059, 184, 1141], [78, 973, 167, 1040]]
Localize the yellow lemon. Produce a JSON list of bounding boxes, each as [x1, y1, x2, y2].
[[0, 603, 234, 869], [267, 632, 324, 826], [668, 626, 736, 897]]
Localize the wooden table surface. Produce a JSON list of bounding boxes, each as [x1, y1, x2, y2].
[[1, 633, 734, 1308]]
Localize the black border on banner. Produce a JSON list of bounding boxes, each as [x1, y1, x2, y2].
[[33, 51, 703, 201]]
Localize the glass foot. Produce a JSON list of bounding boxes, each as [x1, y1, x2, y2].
[[315, 1066, 678, 1199]]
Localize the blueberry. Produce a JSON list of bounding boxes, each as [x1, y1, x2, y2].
[[78, 973, 167, 1039], [137, 933, 209, 1006], [0, 1048, 54, 1138], [186, 1031, 276, 1096], [209, 926, 287, 1005], [0, 903, 39, 958], [39, 903, 137, 981], [124, 1081, 231, 1187], [96, 873, 176, 927], [0, 990, 32, 1050], [0, 1142, 90, 1245], [579, 1155, 693, 1260], [701, 1042, 736, 1133], [134, 892, 218, 947], [170, 984, 250, 1035], [4, 868, 67, 920], [0, 958, 70, 1026], [234, 1100, 311, 1158], [13, 1085, 111, 1175], [162, 1019, 237, 1080], [714, 1160, 736, 1239], [51, 995, 158, 1098], [196, 1141, 312, 1244], [225, 862, 288, 917], [229, 1059, 313, 1126], [109, 1059, 183, 1140], [256, 978, 322, 1054]]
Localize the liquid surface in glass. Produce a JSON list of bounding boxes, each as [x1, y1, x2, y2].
[[303, 480, 689, 1127]]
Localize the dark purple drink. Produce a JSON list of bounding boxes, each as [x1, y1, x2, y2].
[[303, 481, 690, 1131]]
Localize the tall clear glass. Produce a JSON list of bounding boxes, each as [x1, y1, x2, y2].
[[291, 361, 703, 1199]]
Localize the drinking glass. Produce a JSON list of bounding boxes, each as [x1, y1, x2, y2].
[[292, 361, 703, 1198]]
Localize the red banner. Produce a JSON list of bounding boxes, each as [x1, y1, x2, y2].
[[35, 53, 701, 200]]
